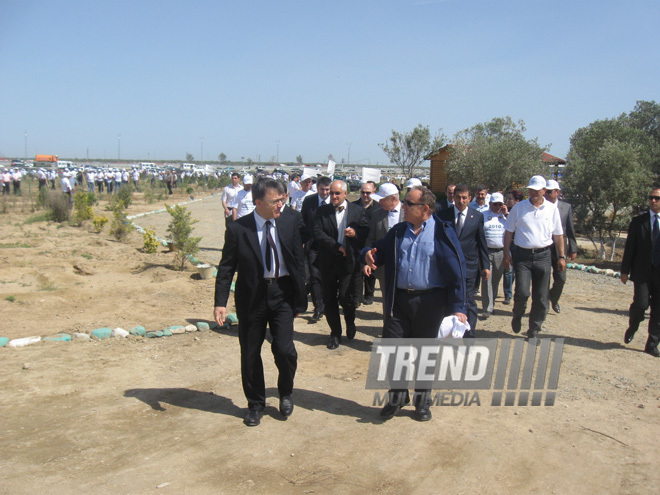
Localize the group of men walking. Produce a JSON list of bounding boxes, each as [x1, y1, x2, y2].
[[213, 171, 660, 428]]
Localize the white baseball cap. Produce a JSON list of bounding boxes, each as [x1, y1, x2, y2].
[[243, 175, 253, 184], [527, 175, 547, 190], [490, 192, 504, 203], [546, 179, 560, 191], [300, 173, 313, 182], [371, 182, 400, 202], [406, 178, 422, 189]]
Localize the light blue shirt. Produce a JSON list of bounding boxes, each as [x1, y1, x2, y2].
[[397, 215, 441, 290]]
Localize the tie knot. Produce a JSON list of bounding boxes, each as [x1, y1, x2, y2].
[[335, 205, 345, 212], [266, 220, 272, 228]]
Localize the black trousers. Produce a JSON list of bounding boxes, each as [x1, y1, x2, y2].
[[464, 275, 479, 337], [549, 252, 567, 305], [512, 247, 552, 334], [238, 277, 298, 411], [383, 288, 447, 407], [629, 268, 660, 349], [306, 248, 324, 313], [320, 254, 358, 337]]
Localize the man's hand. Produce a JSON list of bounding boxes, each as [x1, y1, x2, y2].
[[558, 258, 567, 272], [345, 227, 356, 238], [338, 246, 347, 257], [453, 312, 467, 324], [621, 273, 628, 284], [569, 252, 577, 261], [503, 254, 512, 270], [364, 248, 377, 271], [363, 265, 372, 277], [214, 306, 226, 326], [482, 269, 490, 280]]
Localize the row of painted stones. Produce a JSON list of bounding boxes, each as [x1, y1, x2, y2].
[[566, 263, 621, 278], [0, 315, 238, 349]]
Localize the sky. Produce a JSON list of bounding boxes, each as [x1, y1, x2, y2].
[[1, 0, 658, 165]]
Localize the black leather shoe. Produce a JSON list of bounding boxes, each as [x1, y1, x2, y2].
[[327, 336, 340, 349], [363, 297, 374, 305], [503, 298, 511, 305], [526, 330, 541, 345], [512, 318, 522, 334], [624, 327, 636, 344], [379, 397, 410, 419], [414, 405, 432, 422], [644, 347, 660, 357], [279, 396, 294, 418], [552, 302, 561, 314], [244, 409, 263, 427], [312, 310, 323, 321], [346, 323, 357, 340]]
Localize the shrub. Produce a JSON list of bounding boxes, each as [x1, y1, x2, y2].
[[165, 203, 201, 271], [143, 228, 160, 253], [186, 186, 194, 194], [44, 189, 70, 222], [72, 191, 94, 225], [109, 201, 131, 241], [143, 188, 155, 204], [93, 215, 109, 232], [117, 186, 133, 208]]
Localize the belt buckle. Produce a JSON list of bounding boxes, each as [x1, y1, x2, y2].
[[264, 278, 275, 285]]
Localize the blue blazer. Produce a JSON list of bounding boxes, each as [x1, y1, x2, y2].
[[365, 214, 468, 318]]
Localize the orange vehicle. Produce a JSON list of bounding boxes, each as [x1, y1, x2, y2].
[[35, 154, 58, 163]]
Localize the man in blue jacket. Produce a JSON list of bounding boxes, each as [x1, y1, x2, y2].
[[364, 186, 467, 421]]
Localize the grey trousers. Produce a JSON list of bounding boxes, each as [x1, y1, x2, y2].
[[481, 249, 505, 313], [512, 247, 552, 334]]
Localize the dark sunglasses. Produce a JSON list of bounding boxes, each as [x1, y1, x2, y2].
[[404, 200, 424, 207], [649, 196, 660, 201]]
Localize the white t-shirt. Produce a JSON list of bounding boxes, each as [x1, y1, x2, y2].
[[504, 198, 563, 249], [291, 189, 313, 211], [483, 209, 507, 249], [222, 184, 243, 213], [235, 189, 255, 218]]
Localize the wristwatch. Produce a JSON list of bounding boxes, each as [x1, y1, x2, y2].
[[559, 255, 566, 259]]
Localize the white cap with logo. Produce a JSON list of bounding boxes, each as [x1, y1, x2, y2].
[[371, 183, 400, 202], [527, 175, 547, 190]]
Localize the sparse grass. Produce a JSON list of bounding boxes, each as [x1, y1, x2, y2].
[[0, 242, 31, 249], [36, 273, 57, 291], [81, 253, 93, 260], [5, 295, 16, 302]]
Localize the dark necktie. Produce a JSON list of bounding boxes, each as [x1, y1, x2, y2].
[[653, 214, 660, 267], [265, 220, 280, 277], [456, 211, 464, 236]]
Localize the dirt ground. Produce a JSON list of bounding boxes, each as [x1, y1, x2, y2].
[[1, 190, 659, 495]]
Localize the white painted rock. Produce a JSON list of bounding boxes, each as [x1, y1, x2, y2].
[[7, 336, 41, 348], [113, 327, 129, 338], [170, 326, 186, 334], [73, 332, 91, 342], [184, 324, 198, 333]]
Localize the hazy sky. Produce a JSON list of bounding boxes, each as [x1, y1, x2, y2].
[[1, 0, 658, 164]]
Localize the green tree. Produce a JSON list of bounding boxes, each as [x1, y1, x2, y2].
[[218, 153, 227, 164], [628, 100, 660, 175], [563, 117, 653, 260], [296, 155, 303, 165], [446, 117, 548, 191], [186, 153, 194, 162], [379, 124, 446, 179], [165, 204, 202, 271]]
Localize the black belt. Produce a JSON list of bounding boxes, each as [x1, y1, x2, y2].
[[515, 245, 552, 253], [264, 275, 290, 285], [488, 247, 504, 253], [396, 287, 442, 295]]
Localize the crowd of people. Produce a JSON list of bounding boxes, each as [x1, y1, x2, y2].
[[214, 173, 607, 426]]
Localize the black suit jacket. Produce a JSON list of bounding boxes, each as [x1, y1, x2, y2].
[[214, 211, 307, 321], [438, 206, 490, 279], [621, 211, 653, 283], [280, 205, 310, 245], [352, 198, 382, 221], [436, 198, 453, 213], [313, 202, 369, 274], [301, 193, 327, 249]]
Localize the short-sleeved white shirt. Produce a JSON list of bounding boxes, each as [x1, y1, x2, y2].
[[504, 198, 563, 249], [235, 189, 255, 218], [483, 209, 507, 249]]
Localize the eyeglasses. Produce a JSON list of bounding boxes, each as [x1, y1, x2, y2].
[[649, 196, 660, 201], [329, 191, 344, 196], [262, 198, 285, 206], [360, 191, 372, 195], [404, 200, 425, 207]]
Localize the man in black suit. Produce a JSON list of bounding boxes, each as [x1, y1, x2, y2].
[[214, 179, 308, 426], [300, 176, 332, 321], [313, 180, 369, 349], [544, 180, 578, 313], [436, 183, 456, 212], [621, 187, 660, 357], [352, 181, 381, 305], [438, 184, 490, 337]]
